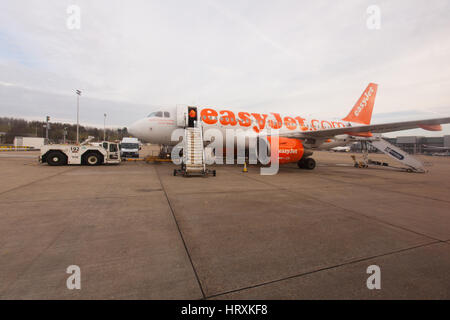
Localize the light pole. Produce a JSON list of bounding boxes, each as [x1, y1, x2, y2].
[[76, 90, 82, 144], [45, 115, 50, 143], [103, 113, 107, 141], [63, 127, 67, 144]]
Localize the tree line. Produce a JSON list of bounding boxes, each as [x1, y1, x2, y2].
[[0, 117, 128, 144]]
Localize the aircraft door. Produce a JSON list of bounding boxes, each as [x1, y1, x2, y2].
[[176, 105, 188, 127], [188, 106, 198, 128]]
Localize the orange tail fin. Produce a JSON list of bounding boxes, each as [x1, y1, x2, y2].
[[342, 83, 378, 125]]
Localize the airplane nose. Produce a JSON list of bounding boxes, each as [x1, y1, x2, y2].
[[128, 120, 141, 137]]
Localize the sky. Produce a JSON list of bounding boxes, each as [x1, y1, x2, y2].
[[0, 0, 449, 137]]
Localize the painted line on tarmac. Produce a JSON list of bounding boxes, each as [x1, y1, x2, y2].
[[155, 166, 206, 299], [0, 154, 37, 158], [207, 240, 440, 299], [0, 168, 75, 196]]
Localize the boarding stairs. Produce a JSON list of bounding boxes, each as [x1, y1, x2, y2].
[[184, 126, 206, 173], [354, 135, 426, 173], [369, 138, 425, 172], [174, 121, 216, 177]]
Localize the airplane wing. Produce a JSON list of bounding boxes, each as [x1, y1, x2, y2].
[[280, 117, 450, 139]]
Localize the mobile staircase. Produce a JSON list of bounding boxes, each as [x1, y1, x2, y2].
[[174, 122, 216, 177], [352, 135, 426, 173]]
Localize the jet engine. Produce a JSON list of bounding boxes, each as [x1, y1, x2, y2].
[[266, 137, 305, 164]]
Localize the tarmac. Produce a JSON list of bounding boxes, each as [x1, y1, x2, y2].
[[0, 150, 449, 299]]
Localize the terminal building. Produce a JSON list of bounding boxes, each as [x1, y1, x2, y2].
[[351, 135, 450, 154]]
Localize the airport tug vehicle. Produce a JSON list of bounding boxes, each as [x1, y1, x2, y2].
[[39, 139, 121, 166]]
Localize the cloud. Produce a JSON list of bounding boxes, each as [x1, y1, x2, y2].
[[0, 0, 449, 135]]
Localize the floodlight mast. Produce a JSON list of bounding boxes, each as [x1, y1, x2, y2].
[[104, 113, 107, 141], [76, 90, 81, 144]]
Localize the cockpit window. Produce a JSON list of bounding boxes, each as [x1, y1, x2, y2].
[[147, 111, 163, 118], [164, 111, 170, 118]]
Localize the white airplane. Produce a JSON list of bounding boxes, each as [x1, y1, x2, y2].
[[129, 83, 450, 169], [331, 146, 351, 152], [422, 144, 450, 151]]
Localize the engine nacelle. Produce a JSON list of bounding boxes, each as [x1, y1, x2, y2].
[[266, 137, 304, 164]]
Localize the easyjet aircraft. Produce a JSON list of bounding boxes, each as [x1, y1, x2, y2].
[[129, 83, 450, 169]]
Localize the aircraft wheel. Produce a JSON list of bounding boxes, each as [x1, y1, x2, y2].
[[297, 159, 305, 169], [304, 158, 316, 170]]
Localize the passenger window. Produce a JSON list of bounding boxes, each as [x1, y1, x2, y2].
[[164, 112, 170, 118], [155, 111, 163, 117]]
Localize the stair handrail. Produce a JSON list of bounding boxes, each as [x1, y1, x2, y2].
[[183, 127, 189, 165], [196, 120, 206, 171]]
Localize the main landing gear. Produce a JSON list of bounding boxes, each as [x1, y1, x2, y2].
[[297, 157, 316, 170]]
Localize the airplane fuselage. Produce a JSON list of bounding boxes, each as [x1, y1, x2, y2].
[[129, 106, 352, 150]]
